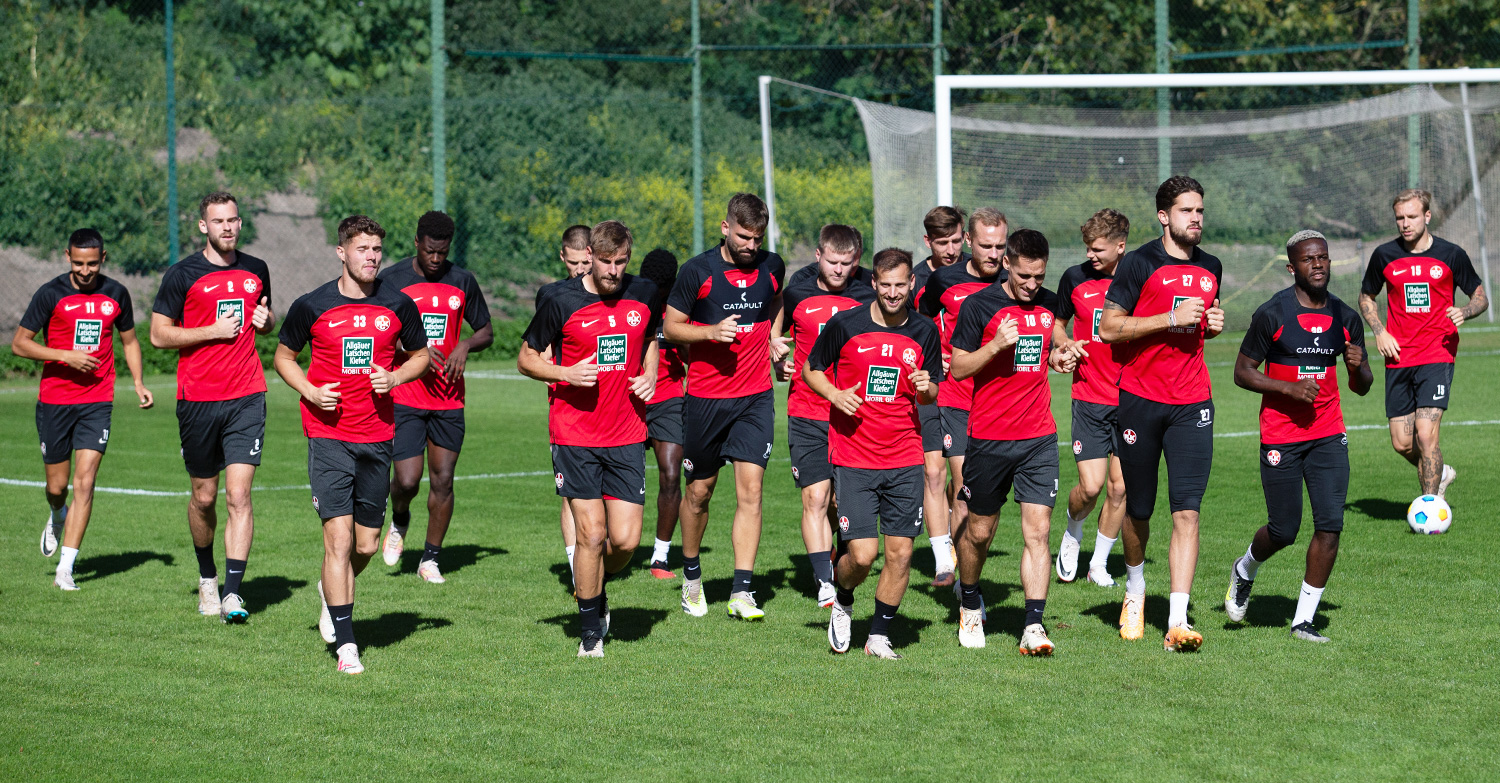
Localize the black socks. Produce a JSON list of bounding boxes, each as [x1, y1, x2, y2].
[[194, 544, 216, 580], [224, 558, 246, 597]]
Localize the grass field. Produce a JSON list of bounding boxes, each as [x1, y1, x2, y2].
[[2, 328, 1499, 781]]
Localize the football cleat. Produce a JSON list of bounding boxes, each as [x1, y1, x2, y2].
[[958, 606, 985, 648], [198, 577, 221, 616], [220, 592, 248, 624], [1055, 531, 1081, 582], [577, 632, 604, 658], [1225, 558, 1254, 624], [649, 560, 675, 579], [952, 581, 988, 621], [828, 601, 852, 653], [1086, 565, 1117, 588], [381, 525, 405, 567], [1438, 464, 1457, 498], [726, 591, 765, 621], [864, 634, 902, 660], [54, 571, 79, 591], [335, 643, 364, 674], [1164, 624, 1204, 652], [1290, 621, 1330, 643], [316, 581, 336, 644], [1119, 592, 1145, 641], [681, 579, 708, 617], [417, 559, 446, 584], [816, 580, 837, 609], [40, 510, 65, 558], [1018, 623, 1055, 656]]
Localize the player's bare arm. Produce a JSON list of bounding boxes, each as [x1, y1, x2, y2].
[[1048, 344, 1078, 374], [662, 305, 737, 345], [149, 310, 242, 349], [1233, 352, 1318, 403], [801, 365, 862, 417], [10, 326, 101, 372], [437, 322, 493, 383], [517, 342, 598, 387], [1449, 284, 1489, 327], [273, 343, 340, 411], [1357, 291, 1401, 362], [1052, 317, 1087, 358], [250, 296, 275, 335], [629, 340, 660, 402], [1098, 297, 1202, 343], [949, 315, 1018, 381], [770, 305, 791, 381], [1344, 342, 1375, 396], [1204, 298, 1225, 338], [370, 347, 429, 395], [117, 327, 154, 409]]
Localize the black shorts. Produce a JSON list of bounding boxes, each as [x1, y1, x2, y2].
[[1262, 433, 1349, 544], [36, 401, 112, 464], [834, 465, 924, 540], [307, 438, 393, 527], [552, 443, 646, 505], [393, 403, 465, 461], [787, 416, 833, 488], [646, 396, 685, 445], [1385, 362, 1454, 418], [681, 391, 775, 482], [1070, 399, 1119, 462], [919, 402, 944, 453], [939, 406, 969, 459], [1116, 390, 1214, 521], [961, 434, 1060, 516], [177, 392, 266, 478]]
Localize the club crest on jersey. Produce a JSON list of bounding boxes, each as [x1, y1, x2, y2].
[[374, 315, 391, 332], [1430, 265, 1443, 280], [626, 310, 641, 327], [101, 301, 115, 316], [1073, 440, 1083, 455], [864, 365, 901, 402], [902, 347, 917, 367], [1266, 449, 1282, 466], [1200, 276, 1213, 292], [449, 295, 461, 311], [1123, 429, 1138, 445], [838, 516, 850, 533], [341, 336, 374, 372], [1013, 334, 1044, 370], [73, 319, 102, 351], [1403, 282, 1431, 312], [422, 313, 448, 345], [1040, 312, 1053, 328], [555, 473, 565, 489], [244, 278, 258, 294]]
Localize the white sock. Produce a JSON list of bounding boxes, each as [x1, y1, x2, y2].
[[1125, 562, 1146, 595], [50, 504, 67, 524], [651, 538, 671, 563], [1293, 581, 1324, 626], [930, 534, 954, 571], [1090, 532, 1116, 569], [1238, 544, 1261, 580], [1064, 510, 1084, 541], [1168, 592, 1190, 628], [58, 545, 79, 575], [565, 545, 576, 586]]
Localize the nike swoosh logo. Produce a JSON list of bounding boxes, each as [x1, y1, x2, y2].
[[249, 447, 261, 455], [203, 285, 220, 292], [804, 307, 823, 314], [228, 570, 242, 575], [582, 320, 599, 327], [1161, 277, 1177, 285], [1393, 269, 1407, 276], [65, 304, 81, 311], [1432, 394, 1445, 400], [953, 295, 969, 302], [328, 320, 346, 327], [857, 346, 877, 353], [1196, 420, 1212, 427], [334, 615, 350, 621], [1083, 292, 1100, 298]]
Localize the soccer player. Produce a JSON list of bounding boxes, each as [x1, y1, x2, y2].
[[1357, 188, 1488, 498], [541, 225, 593, 588], [805, 248, 942, 659], [1099, 176, 1225, 652], [913, 206, 967, 587], [1051, 209, 1130, 587], [12, 229, 153, 591], [918, 207, 1008, 594], [518, 221, 659, 657], [949, 229, 1076, 655], [1227, 231, 1372, 643], [640, 248, 686, 578], [664, 193, 785, 620], [778, 225, 874, 607], [149, 192, 273, 621], [378, 211, 493, 583], [275, 216, 429, 674]]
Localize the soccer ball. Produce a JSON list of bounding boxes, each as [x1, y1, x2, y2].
[[1406, 495, 1452, 535]]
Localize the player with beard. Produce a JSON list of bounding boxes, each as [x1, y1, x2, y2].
[[913, 206, 967, 587], [14, 229, 153, 591], [664, 194, 785, 621], [775, 225, 874, 607], [1357, 188, 1487, 498], [948, 229, 1076, 655], [150, 192, 272, 620], [1227, 231, 1372, 643], [538, 225, 593, 590], [639, 248, 687, 578], [276, 216, 429, 674], [519, 221, 659, 657], [806, 248, 943, 659], [1099, 176, 1225, 652], [919, 207, 1007, 613], [377, 211, 493, 584], [1051, 209, 1130, 587]]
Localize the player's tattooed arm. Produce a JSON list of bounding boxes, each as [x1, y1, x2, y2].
[[9, 326, 100, 371], [1451, 284, 1489, 326], [117, 327, 154, 409], [1358, 292, 1403, 363], [1233, 352, 1317, 403]]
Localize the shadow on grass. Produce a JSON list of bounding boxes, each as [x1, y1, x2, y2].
[[1217, 594, 1343, 631], [702, 565, 791, 607], [348, 612, 453, 651], [76, 550, 174, 583], [1348, 497, 1409, 521], [549, 545, 715, 590], [240, 575, 307, 611], [802, 615, 937, 652], [1082, 593, 1171, 635], [539, 606, 671, 643], [396, 544, 507, 577]]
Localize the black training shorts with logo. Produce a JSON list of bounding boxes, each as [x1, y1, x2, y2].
[[1116, 389, 1214, 520], [307, 437, 393, 527], [177, 392, 266, 478], [393, 403, 465, 461], [680, 390, 775, 482], [787, 415, 833, 488], [919, 402, 944, 453], [646, 396, 684, 446], [834, 465, 924, 540], [939, 406, 969, 459], [1070, 399, 1119, 462], [1384, 362, 1454, 418], [961, 434, 1059, 516], [552, 443, 646, 505], [1261, 433, 1349, 544], [36, 401, 112, 464]]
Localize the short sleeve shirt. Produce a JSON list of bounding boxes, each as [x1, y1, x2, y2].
[[918, 261, 1003, 410], [378, 258, 492, 410], [1240, 287, 1365, 444], [152, 251, 271, 402], [21, 274, 135, 405], [1359, 236, 1481, 368], [665, 246, 786, 399], [951, 283, 1062, 441], [1104, 238, 1222, 405], [1055, 261, 1125, 406], [782, 272, 876, 421]]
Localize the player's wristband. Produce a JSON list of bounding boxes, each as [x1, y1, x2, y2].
[[1167, 310, 1178, 328]]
